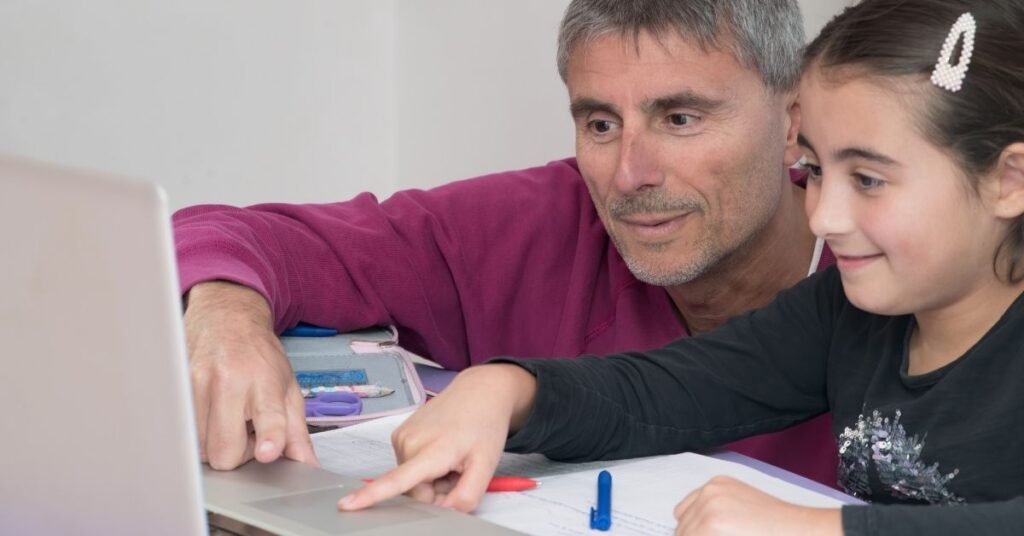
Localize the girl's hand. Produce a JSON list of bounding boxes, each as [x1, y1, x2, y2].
[[673, 476, 843, 536], [337, 364, 538, 513]]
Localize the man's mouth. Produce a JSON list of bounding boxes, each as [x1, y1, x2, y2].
[[616, 213, 690, 240]]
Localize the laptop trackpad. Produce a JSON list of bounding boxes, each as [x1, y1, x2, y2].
[[247, 487, 436, 534]]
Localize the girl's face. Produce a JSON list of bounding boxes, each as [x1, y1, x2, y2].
[[798, 70, 1006, 317]]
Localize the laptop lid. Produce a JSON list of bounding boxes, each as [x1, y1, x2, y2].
[[0, 156, 521, 535], [0, 156, 207, 534]]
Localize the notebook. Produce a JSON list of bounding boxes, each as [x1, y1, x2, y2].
[[0, 155, 520, 535]]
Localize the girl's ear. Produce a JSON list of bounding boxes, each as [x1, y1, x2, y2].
[[991, 143, 1024, 219]]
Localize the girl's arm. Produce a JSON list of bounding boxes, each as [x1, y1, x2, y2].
[[501, 268, 844, 461], [842, 497, 1024, 535]]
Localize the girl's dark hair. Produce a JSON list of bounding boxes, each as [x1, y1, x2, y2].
[[804, 0, 1024, 282]]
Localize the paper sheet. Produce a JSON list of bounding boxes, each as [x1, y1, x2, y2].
[[311, 414, 844, 535]]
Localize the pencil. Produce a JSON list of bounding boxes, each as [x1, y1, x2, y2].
[[301, 384, 395, 398]]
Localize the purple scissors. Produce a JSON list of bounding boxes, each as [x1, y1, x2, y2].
[[305, 391, 362, 417]]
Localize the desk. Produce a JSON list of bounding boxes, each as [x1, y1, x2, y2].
[[709, 449, 860, 504], [312, 413, 858, 535]]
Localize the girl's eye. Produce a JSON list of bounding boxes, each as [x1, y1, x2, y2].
[[854, 173, 884, 190], [800, 162, 823, 179]]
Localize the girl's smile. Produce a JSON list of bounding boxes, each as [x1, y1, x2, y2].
[[833, 252, 883, 272]]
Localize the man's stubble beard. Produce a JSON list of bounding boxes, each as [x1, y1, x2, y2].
[[607, 182, 780, 288], [605, 190, 718, 286]]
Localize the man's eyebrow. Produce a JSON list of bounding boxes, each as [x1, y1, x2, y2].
[[797, 133, 900, 166], [569, 91, 726, 120], [569, 98, 619, 120], [642, 91, 727, 114]]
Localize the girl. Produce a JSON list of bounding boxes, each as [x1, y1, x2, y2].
[[341, 0, 1024, 534]]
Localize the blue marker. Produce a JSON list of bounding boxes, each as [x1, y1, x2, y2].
[[281, 323, 339, 337], [589, 470, 612, 531]]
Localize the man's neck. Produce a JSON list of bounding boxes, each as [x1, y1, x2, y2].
[[667, 183, 817, 335]]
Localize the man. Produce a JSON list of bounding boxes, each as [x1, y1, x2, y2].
[[176, 0, 837, 487]]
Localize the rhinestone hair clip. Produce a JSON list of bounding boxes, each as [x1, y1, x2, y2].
[[931, 13, 976, 93]]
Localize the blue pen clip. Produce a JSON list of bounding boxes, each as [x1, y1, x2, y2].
[[281, 323, 339, 337], [589, 470, 612, 531]]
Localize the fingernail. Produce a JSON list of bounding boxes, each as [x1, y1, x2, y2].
[[258, 440, 275, 454], [338, 495, 355, 509]]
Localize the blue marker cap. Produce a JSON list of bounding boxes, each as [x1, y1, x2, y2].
[[589, 470, 612, 531]]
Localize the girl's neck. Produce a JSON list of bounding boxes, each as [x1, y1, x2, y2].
[[908, 277, 1024, 376]]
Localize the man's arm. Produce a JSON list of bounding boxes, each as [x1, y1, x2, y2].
[[173, 158, 592, 369], [174, 159, 595, 468], [184, 281, 315, 470]]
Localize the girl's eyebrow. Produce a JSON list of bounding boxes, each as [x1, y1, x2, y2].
[[835, 147, 900, 167], [796, 133, 817, 154], [797, 133, 901, 166]]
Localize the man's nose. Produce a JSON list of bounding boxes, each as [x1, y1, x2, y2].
[[612, 128, 664, 193]]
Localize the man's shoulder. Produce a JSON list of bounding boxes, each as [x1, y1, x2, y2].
[[382, 157, 606, 240], [431, 157, 586, 196], [814, 240, 837, 272], [406, 157, 596, 217], [788, 166, 810, 188]]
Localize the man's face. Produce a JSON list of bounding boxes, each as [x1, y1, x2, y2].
[[566, 31, 799, 285]]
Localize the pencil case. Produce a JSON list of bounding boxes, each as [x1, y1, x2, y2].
[[280, 326, 427, 428]]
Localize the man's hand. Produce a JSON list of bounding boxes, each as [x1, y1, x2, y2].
[[337, 364, 537, 513], [673, 476, 842, 536], [184, 281, 318, 470]]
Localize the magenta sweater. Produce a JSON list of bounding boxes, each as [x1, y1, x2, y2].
[[173, 158, 839, 488]]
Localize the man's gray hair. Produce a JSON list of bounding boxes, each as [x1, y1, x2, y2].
[[556, 0, 805, 92]]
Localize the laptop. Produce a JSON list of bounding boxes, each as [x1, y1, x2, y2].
[[0, 156, 520, 535]]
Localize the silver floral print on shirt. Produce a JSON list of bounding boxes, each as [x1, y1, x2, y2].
[[838, 409, 965, 504]]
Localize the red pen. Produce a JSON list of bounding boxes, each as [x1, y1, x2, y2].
[[362, 475, 539, 492], [486, 476, 539, 492]]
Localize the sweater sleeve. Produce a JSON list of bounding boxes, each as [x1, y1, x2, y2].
[[172, 159, 597, 370], [500, 268, 843, 461], [842, 497, 1024, 535]]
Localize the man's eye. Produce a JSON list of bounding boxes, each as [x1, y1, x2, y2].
[[668, 113, 696, 126], [589, 120, 613, 134]]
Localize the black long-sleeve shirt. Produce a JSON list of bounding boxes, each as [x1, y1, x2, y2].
[[500, 267, 1024, 535]]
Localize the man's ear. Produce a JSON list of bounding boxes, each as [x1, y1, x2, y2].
[[991, 142, 1024, 220], [783, 94, 803, 168]]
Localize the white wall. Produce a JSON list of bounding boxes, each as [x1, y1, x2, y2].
[[1, 1, 399, 209], [394, 1, 572, 191], [0, 0, 847, 211], [803, 0, 858, 39]]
